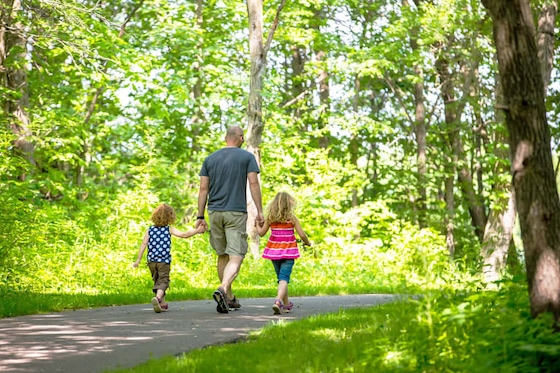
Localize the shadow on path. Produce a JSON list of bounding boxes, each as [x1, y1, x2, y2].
[[0, 294, 395, 373]]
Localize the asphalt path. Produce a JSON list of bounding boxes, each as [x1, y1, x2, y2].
[[0, 294, 396, 373]]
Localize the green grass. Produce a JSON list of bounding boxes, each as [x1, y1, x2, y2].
[[0, 236, 410, 318], [109, 286, 560, 373]]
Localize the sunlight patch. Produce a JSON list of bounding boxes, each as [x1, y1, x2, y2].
[[382, 350, 409, 368], [309, 328, 344, 342]]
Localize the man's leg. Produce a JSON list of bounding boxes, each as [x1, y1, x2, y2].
[[217, 254, 229, 283], [221, 255, 243, 299], [220, 211, 248, 300], [213, 256, 230, 313]]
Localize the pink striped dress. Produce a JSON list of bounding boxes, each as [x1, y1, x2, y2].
[[262, 221, 301, 260]]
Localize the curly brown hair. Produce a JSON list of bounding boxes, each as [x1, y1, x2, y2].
[[151, 203, 177, 227], [265, 192, 296, 225]]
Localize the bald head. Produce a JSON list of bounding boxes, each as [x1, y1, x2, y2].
[[225, 126, 245, 147]]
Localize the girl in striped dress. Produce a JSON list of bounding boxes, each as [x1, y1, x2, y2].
[[257, 192, 311, 314]]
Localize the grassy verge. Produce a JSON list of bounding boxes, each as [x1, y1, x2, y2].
[[1, 188, 462, 319], [0, 240, 408, 318], [109, 285, 560, 373]]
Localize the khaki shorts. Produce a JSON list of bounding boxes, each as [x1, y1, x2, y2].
[[208, 210, 248, 258], [147, 262, 170, 294]]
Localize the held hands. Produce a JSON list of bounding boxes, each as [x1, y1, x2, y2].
[[195, 218, 208, 232], [194, 224, 206, 234], [256, 212, 265, 227]]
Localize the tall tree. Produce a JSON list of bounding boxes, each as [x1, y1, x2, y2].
[[480, 81, 519, 283], [482, 1, 557, 283], [404, 0, 428, 229], [245, 0, 285, 257], [312, 5, 330, 149], [1, 0, 35, 174], [436, 39, 487, 245], [191, 0, 205, 152], [482, 0, 560, 323]]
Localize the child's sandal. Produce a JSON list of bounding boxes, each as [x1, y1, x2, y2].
[[272, 299, 283, 315], [151, 297, 162, 313], [282, 302, 294, 313]]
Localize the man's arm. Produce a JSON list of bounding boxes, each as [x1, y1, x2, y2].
[[197, 176, 210, 230], [247, 172, 264, 225]]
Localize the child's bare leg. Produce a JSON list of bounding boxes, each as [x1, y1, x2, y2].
[[277, 280, 288, 305], [156, 289, 166, 304]]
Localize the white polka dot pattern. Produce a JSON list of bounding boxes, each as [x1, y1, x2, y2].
[[147, 226, 172, 263]]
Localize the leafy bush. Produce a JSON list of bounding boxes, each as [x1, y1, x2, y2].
[[0, 180, 475, 317]]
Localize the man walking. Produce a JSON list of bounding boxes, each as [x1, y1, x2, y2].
[[196, 126, 265, 313]]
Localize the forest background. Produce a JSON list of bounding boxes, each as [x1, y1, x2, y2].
[[3, 0, 560, 371]]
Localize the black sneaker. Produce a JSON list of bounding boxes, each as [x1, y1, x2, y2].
[[213, 287, 229, 314], [228, 296, 241, 310]]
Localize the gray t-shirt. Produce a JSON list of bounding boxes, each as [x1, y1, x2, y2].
[[200, 147, 260, 212]]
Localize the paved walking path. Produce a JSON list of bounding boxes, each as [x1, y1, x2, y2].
[[0, 294, 396, 373]]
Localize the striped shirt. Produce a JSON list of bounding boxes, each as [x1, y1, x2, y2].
[[262, 221, 300, 260]]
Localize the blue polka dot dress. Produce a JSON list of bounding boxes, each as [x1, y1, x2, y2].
[[147, 226, 172, 263]]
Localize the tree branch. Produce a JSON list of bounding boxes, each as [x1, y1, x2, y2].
[[262, 0, 286, 60]]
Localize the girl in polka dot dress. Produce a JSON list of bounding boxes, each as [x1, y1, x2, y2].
[[257, 192, 311, 314], [133, 203, 205, 313]]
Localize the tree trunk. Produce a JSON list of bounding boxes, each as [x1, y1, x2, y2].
[[191, 0, 205, 152], [246, 0, 265, 258], [481, 2, 557, 284], [436, 39, 487, 244], [482, 186, 517, 283], [537, 1, 557, 96], [288, 45, 306, 119], [1, 0, 35, 172], [413, 63, 428, 229], [480, 79, 518, 283], [312, 5, 330, 149], [315, 49, 330, 148], [350, 76, 360, 208], [482, 0, 560, 322], [444, 176, 456, 257], [246, 0, 285, 258], [457, 164, 488, 242], [404, 0, 428, 229]]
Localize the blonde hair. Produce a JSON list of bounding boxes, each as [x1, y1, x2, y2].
[[151, 203, 177, 227], [265, 192, 296, 224]]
